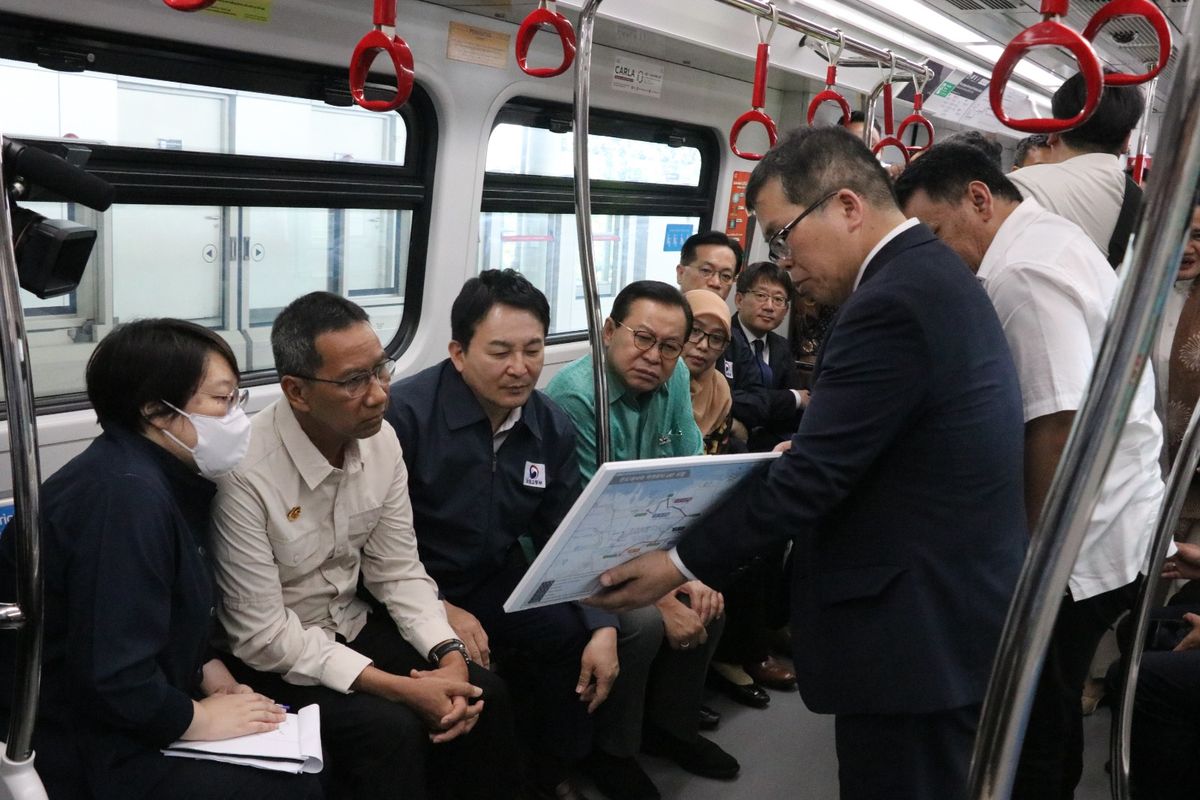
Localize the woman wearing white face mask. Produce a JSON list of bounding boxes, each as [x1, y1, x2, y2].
[[0, 319, 322, 800]]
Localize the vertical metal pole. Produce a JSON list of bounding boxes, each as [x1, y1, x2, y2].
[[968, 10, 1200, 797], [572, 0, 612, 469], [1132, 75, 1158, 185], [0, 138, 47, 762], [1111, 401, 1200, 800]]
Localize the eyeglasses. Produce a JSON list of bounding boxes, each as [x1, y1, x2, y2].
[[295, 358, 396, 399], [688, 327, 729, 350], [204, 388, 249, 414], [687, 263, 736, 285], [616, 321, 684, 360], [766, 190, 839, 262], [746, 289, 791, 308]]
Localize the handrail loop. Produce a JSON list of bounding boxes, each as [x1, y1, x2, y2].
[[1112, 399, 1200, 800], [349, 0, 415, 113], [1131, 73, 1158, 184], [968, 10, 1200, 797], [162, 0, 216, 10], [989, 0, 1104, 134], [572, 0, 612, 469], [516, 0, 577, 78], [896, 70, 935, 155], [1082, 0, 1172, 86], [872, 53, 911, 166], [806, 30, 851, 127], [730, 1, 780, 160]]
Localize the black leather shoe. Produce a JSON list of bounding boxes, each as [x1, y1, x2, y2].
[[706, 669, 770, 709], [640, 724, 740, 780], [698, 704, 721, 730], [580, 750, 660, 800]]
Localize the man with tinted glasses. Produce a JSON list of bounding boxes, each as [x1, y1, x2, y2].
[[211, 292, 520, 800], [587, 128, 1028, 800], [547, 281, 740, 789]]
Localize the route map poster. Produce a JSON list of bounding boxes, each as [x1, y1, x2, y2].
[[503, 452, 778, 612]]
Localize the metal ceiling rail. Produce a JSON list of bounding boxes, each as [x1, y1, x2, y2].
[[713, 0, 934, 81]]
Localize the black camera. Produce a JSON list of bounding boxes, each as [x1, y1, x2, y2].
[[3, 138, 114, 299]]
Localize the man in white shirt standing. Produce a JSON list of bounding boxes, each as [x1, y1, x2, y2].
[[1008, 71, 1145, 266], [897, 144, 1165, 800], [211, 292, 520, 800]]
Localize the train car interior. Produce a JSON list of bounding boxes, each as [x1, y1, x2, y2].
[[0, 0, 1196, 797]]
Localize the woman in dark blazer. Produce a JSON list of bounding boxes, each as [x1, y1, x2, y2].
[[0, 319, 322, 800]]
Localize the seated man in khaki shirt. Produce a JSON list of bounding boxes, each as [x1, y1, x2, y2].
[[212, 292, 520, 800]]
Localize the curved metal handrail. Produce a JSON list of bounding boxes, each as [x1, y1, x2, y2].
[[0, 133, 47, 763], [572, 0, 611, 470], [968, 9, 1200, 797], [1111, 400, 1200, 800]]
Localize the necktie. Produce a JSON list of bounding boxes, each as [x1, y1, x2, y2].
[[753, 338, 774, 387]]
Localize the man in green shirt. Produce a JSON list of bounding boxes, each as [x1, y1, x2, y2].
[[546, 281, 738, 796]]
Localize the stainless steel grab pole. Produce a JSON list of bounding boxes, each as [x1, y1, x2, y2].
[[712, 0, 932, 81], [572, 0, 611, 470], [968, 8, 1200, 796], [0, 134, 47, 762], [1112, 399, 1200, 800]]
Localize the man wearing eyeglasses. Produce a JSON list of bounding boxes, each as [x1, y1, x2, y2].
[[547, 280, 740, 788], [586, 127, 1028, 800], [211, 292, 520, 800], [731, 261, 806, 452]]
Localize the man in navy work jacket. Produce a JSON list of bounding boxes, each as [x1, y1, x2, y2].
[[588, 126, 1029, 800], [385, 270, 641, 800]]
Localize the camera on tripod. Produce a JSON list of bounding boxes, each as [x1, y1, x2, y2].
[[3, 137, 114, 299]]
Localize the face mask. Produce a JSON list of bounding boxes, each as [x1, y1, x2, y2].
[[160, 400, 252, 479]]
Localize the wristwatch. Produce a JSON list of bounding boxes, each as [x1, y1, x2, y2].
[[428, 638, 471, 666]]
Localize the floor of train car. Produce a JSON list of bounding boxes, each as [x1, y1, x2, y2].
[[587, 679, 1115, 799]]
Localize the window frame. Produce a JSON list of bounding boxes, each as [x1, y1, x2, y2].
[[0, 11, 438, 414], [480, 97, 719, 342]]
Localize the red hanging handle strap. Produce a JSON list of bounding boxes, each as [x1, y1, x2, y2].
[[162, 0, 216, 10], [731, 6, 780, 161], [349, 0, 414, 112], [1082, 0, 1171, 86], [516, 0, 577, 78], [896, 73, 935, 154], [872, 78, 910, 166], [990, 0, 1103, 133], [807, 32, 851, 127]]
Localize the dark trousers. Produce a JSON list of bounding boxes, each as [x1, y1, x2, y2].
[[715, 548, 787, 665], [450, 561, 594, 763], [1131, 649, 1200, 799], [1012, 577, 1140, 800], [145, 759, 325, 800], [834, 704, 979, 800], [224, 612, 521, 800]]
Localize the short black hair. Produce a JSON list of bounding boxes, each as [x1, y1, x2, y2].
[[941, 130, 1003, 170], [1053, 71, 1144, 154], [894, 143, 1025, 208], [1014, 134, 1050, 168], [746, 126, 897, 212], [680, 231, 744, 272], [736, 261, 795, 296], [271, 292, 370, 378], [87, 318, 239, 432], [844, 110, 881, 134], [609, 280, 693, 336], [451, 269, 551, 349]]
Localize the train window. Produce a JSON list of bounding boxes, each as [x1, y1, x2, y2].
[[480, 99, 718, 337], [0, 16, 435, 410], [0, 58, 408, 165]]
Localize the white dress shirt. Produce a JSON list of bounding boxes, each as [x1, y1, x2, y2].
[[1009, 153, 1127, 258], [212, 398, 455, 693], [978, 199, 1164, 599]]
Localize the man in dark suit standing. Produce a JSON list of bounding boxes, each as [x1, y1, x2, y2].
[[588, 127, 1028, 800], [730, 261, 805, 450]]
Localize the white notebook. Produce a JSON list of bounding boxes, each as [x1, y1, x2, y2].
[[162, 703, 323, 774]]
